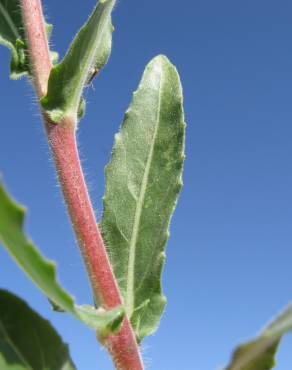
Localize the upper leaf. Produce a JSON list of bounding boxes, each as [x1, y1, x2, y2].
[[41, 0, 115, 123], [100, 55, 185, 342], [225, 305, 292, 370], [0, 0, 58, 79], [0, 289, 76, 370], [0, 181, 124, 336]]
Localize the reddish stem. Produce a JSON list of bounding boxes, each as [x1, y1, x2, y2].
[[21, 0, 144, 369], [21, 0, 52, 96], [45, 120, 121, 306], [45, 120, 143, 370]]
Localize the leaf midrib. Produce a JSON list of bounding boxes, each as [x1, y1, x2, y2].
[[0, 3, 20, 39], [0, 319, 33, 370], [125, 62, 164, 317]]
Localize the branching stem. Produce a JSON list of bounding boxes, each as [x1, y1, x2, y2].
[[21, 1, 144, 369]]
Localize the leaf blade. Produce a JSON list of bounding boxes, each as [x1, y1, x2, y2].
[[225, 305, 292, 370], [41, 0, 115, 123], [101, 55, 185, 341], [0, 181, 124, 335], [0, 289, 76, 370]]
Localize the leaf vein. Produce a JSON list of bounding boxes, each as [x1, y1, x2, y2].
[[0, 319, 33, 370], [125, 63, 164, 316]]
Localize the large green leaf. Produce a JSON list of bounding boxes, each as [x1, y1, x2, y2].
[[100, 55, 185, 342], [225, 305, 292, 370], [0, 289, 75, 370], [0, 0, 57, 79], [0, 181, 124, 336], [41, 0, 115, 123]]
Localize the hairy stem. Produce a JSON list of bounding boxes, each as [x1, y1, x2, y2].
[[45, 120, 143, 370], [21, 0, 144, 368], [21, 0, 51, 97]]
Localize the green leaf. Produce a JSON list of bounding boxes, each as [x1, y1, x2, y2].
[[225, 305, 292, 370], [0, 289, 76, 370], [41, 0, 115, 123], [0, 0, 28, 79], [0, 0, 58, 79], [100, 55, 185, 342], [0, 181, 124, 336]]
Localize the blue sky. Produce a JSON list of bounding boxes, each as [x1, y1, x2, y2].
[[1, 0, 292, 369]]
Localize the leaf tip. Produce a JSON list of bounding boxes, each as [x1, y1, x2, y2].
[[151, 54, 170, 64]]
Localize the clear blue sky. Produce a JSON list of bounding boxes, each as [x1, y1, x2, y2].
[[1, 0, 292, 369]]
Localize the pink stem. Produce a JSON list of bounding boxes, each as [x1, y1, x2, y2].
[[21, 0, 52, 96], [45, 120, 144, 370], [21, 1, 144, 369]]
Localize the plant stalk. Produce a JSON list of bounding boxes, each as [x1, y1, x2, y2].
[[21, 0, 144, 369], [45, 120, 143, 370], [21, 0, 51, 97]]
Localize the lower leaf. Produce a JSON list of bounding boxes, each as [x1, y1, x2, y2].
[[0, 180, 124, 336], [0, 289, 75, 370]]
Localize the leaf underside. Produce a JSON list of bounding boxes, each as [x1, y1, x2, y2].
[[100, 55, 185, 342], [0, 289, 76, 370], [0, 0, 57, 79], [225, 305, 292, 370], [0, 181, 124, 336], [41, 0, 115, 123]]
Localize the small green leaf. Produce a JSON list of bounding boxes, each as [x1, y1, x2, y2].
[[0, 289, 76, 370], [225, 305, 292, 370], [0, 0, 28, 79], [100, 55, 185, 342], [0, 181, 124, 336], [77, 305, 124, 338], [41, 0, 115, 123], [0, 0, 58, 79]]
